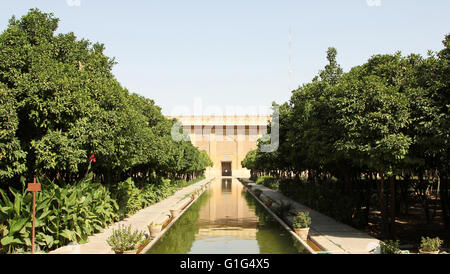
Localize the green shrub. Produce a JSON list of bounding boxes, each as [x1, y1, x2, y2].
[[273, 201, 292, 218], [293, 211, 311, 229], [278, 178, 367, 228], [106, 225, 146, 253], [380, 240, 400, 254], [113, 178, 143, 217], [420, 237, 443, 252], [255, 176, 270, 184], [255, 176, 280, 190], [0, 173, 202, 254], [0, 175, 118, 254], [254, 189, 262, 197], [141, 184, 159, 206]]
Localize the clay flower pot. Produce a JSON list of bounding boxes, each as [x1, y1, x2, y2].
[[294, 227, 310, 241], [170, 209, 181, 218], [419, 249, 439, 254], [122, 249, 138, 254], [114, 249, 137, 254], [148, 224, 162, 237]]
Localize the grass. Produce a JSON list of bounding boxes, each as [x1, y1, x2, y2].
[[179, 176, 206, 188], [255, 176, 280, 190]]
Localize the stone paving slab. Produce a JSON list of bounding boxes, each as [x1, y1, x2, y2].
[[242, 179, 380, 254], [49, 178, 213, 254]]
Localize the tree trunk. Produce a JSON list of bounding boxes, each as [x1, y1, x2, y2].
[[389, 176, 396, 237], [377, 172, 389, 237], [400, 176, 409, 216], [436, 170, 441, 195], [418, 172, 432, 224]]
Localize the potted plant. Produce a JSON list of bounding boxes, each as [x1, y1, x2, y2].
[[191, 189, 201, 200], [293, 211, 311, 240], [419, 237, 443, 254], [148, 222, 163, 238], [170, 209, 181, 218], [380, 240, 401, 254], [107, 225, 147, 254]]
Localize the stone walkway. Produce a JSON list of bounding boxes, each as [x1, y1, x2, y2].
[[50, 177, 213, 254], [241, 178, 381, 254]]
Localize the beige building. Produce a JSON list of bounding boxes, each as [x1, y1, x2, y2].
[[167, 116, 271, 177]]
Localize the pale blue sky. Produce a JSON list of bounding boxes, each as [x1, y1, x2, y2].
[[1, 1, 449, 115]]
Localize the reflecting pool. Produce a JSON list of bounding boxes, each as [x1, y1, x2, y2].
[[147, 178, 308, 254]]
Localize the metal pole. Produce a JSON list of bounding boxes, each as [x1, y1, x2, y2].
[[31, 178, 36, 254]]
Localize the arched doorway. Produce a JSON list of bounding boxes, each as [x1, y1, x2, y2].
[[221, 162, 232, 176]]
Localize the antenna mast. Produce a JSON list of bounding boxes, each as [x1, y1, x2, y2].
[[288, 25, 294, 92]]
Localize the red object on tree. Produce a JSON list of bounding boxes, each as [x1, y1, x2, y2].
[[89, 154, 96, 163]]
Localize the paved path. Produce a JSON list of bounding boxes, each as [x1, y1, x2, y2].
[[50, 178, 213, 254], [241, 178, 381, 254]]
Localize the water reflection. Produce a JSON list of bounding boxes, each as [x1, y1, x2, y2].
[[147, 178, 307, 254], [221, 178, 232, 193], [191, 178, 259, 253]]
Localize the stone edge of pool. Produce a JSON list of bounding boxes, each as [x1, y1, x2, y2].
[[49, 177, 215, 254], [239, 178, 381, 254], [138, 178, 215, 254], [241, 181, 318, 254], [140, 177, 318, 255]]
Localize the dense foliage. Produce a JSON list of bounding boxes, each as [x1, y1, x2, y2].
[[0, 173, 204, 254], [380, 240, 400, 254], [0, 9, 212, 253], [243, 36, 450, 238], [420, 236, 443, 252], [0, 9, 212, 188], [0, 175, 118, 253]]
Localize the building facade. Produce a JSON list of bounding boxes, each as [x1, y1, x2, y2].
[[167, 116, 270, 177]]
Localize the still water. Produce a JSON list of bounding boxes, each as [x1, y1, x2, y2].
[[147, 178, 308, 254]]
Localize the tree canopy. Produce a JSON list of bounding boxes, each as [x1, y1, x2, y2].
[[242, 39, 450, 235], [0, 9, 212, 187]]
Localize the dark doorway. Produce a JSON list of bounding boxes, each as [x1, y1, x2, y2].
[[221, 162, 232, 176]]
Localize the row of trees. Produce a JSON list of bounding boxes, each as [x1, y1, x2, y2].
[[243, 36, 449, 238], [0, 9, 212, 189]]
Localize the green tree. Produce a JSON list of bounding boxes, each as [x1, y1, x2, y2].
[[0, 84, 26, 183]]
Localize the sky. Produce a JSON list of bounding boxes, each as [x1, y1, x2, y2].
[[1, 0, 449, 116]]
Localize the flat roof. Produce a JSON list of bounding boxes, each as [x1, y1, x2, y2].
[[166, 116, 272, 126]]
